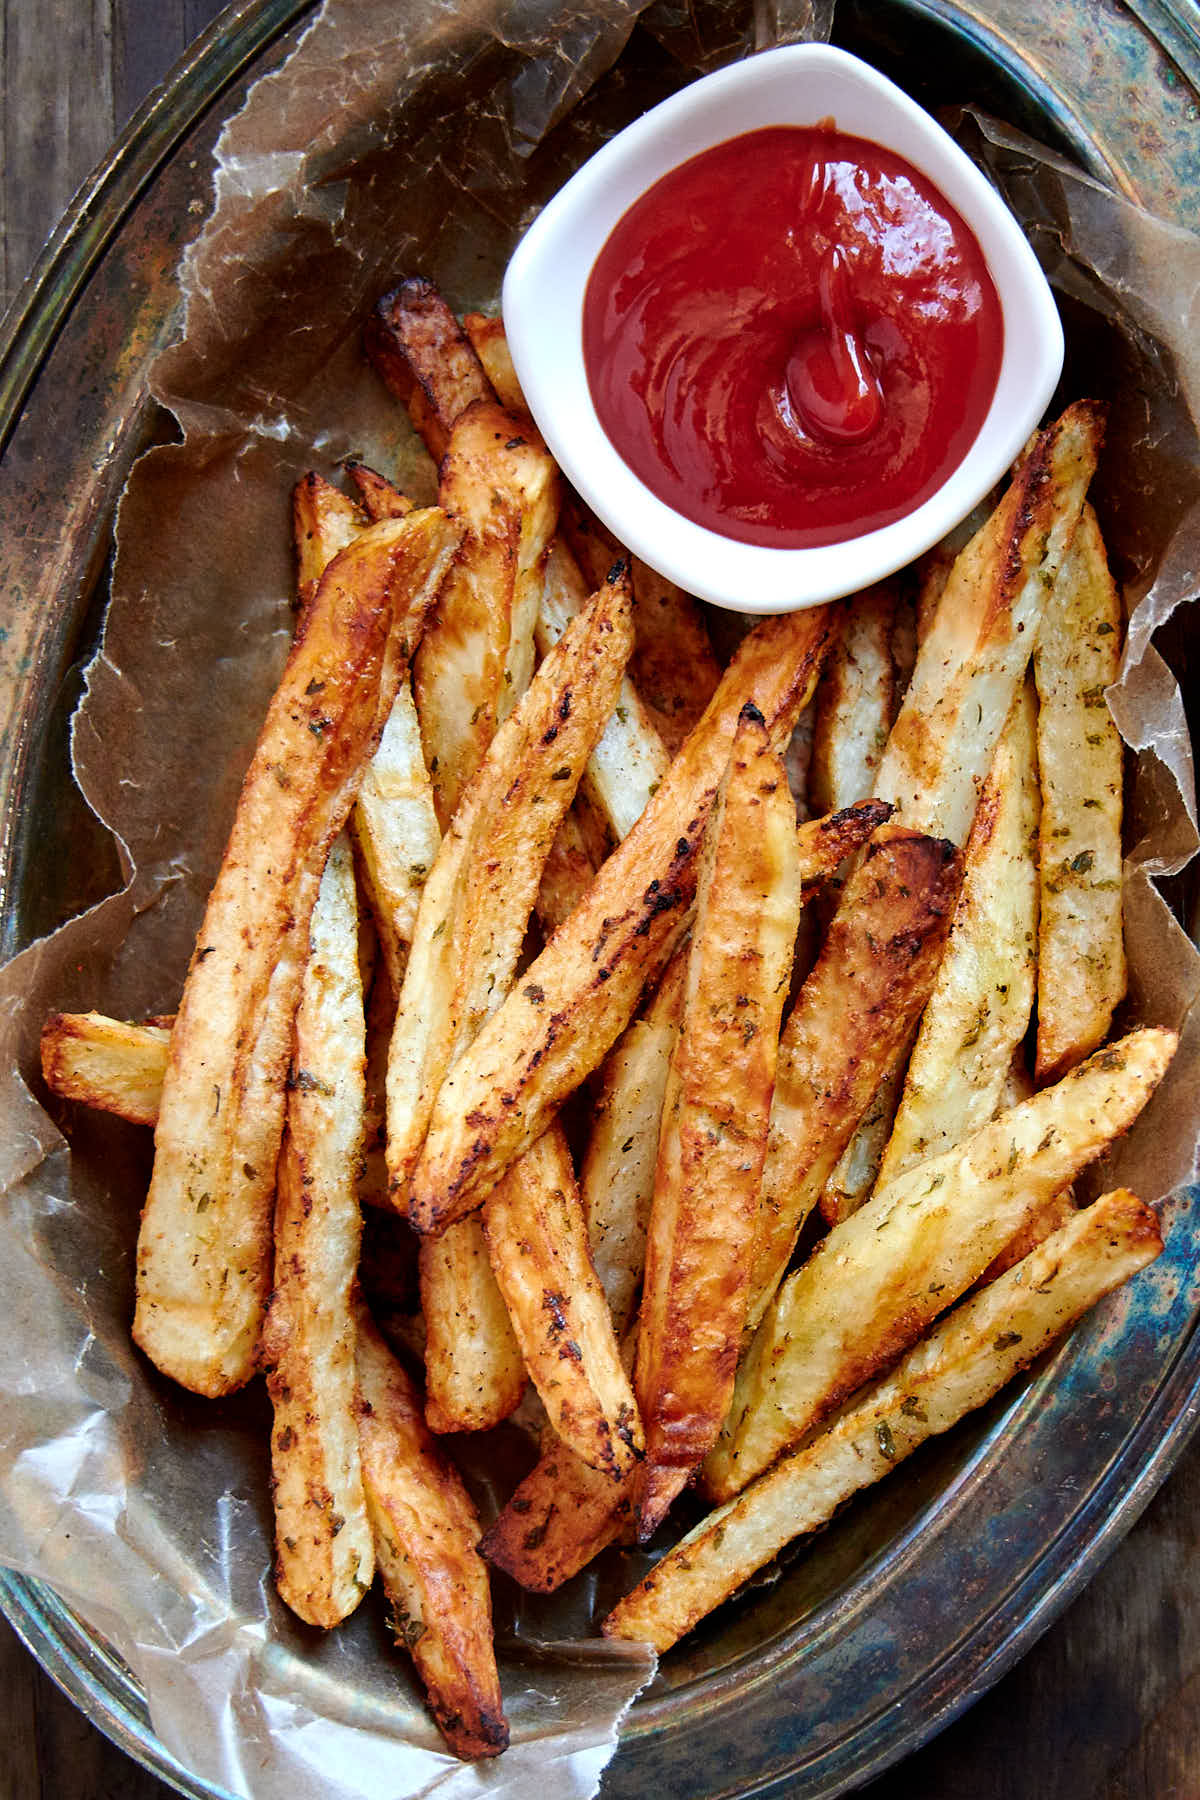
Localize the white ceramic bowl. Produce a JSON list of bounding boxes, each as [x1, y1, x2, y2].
[[503, 43, 1064, 614]]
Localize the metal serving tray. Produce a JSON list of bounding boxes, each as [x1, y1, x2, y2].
[[0, 2, 1197, 1795]]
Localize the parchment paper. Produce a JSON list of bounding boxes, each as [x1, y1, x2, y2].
[[0, 2, 1198, 1797]]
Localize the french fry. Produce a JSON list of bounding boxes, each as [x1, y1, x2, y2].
[[354, 1297, 509, 1758], [874, 680, 1040, 1191], [293, 469, 441, 991], [479, 1430, 637, 1593], [747, 826, 962, 1330], [462, 311, 526, 412], [133, 508, 459, 1396], [41, 1012, 170, 1127], [535, 806, 599, 936], [808, 582, 897, 817], [366, 280, 493, 464], [538, 538, 670, 840], [408, 607, 843, 1235], [416, 401, 561, 825], [706, 1027, 1175, 1500], [627, 557, 724, 755], [482, 1123, 643, 1478], [582, 963, 686, 1336], [386, 573, 634, 1198], [818, 1058, 909, 1228], [607, 1187, 1162, 1650], [635, 709, 802, 1532], [346, 460, 414, 521], [353, 683, 442, 991], [1034, 504, 1126, 1081], [259, 836, 374, 1628], [292, 472, 366, 609], [420, 1219, 526, 1432], [874, 400, 1105, 845]]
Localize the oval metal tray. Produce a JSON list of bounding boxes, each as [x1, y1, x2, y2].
[[0, 3, 1197, 1796]]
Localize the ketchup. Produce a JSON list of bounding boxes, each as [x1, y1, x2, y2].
[[583, 125, 1003, 549]]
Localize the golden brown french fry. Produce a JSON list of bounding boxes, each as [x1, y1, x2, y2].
[[747, 826, 961, 1328], [607, 1187, 1162, 1650], [407, 607, 842, 1235], [293, 469, 441, 991], [582, 968, 686, 1336], [874, 680, 1040, 1191], [482, 1123, 643, 1478], [134, 509, 459, 1396], [346, 460, 414, 520], [386, 574, 633, 1199], [366, 279, 494, 464], [260, 837, 374, 1628], [293, 472, 366, 609], [808, 582, 897, 817], [1034, 504, 1125, 1082], [818, 1057, 909, 1229], [706, 1027, 1175, 1500], [479, 1431, 637, 1593], [535, 806, 598, 936], [635, 710, 801, 1532], [627, 557, 724, 755], [462, 312, 526, 412], [420, 1217, 526, 1433], [537, 538, 671, 841], [354, 1297, 509, 1758], [874, 400, 1105, 845], [40, 1012, 170, 1127], [416, 401, 560, 825]]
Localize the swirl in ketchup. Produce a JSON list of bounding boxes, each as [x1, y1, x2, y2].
[[583, 125, 1004, 549]]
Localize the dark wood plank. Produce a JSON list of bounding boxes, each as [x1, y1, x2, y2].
[[1, 0, 115, 311]]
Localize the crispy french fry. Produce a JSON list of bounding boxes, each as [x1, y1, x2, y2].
[[482, 1123, 643, 1478], [818, 1057, 909, 1228], [354, 1297, 509, 1758], [346, 460, 414, 520], [808, 582, 897, 817], [293, 469, 441, 990], [538, 539, 670, 840], [366, 280, 493, 464], [408, 607, 842, 1235], [134, 509, 459, 1396], [582, 967, 686, 1336], [627, 558, 724, 755], [535, 806, 598, 936], [41, 1012, 170, 1127], [748, 826, 961, 1328], [607, 1187, 1162, 1650], [416, 401, 560, 825], [635, 710, 802, 1531], [479, 1431, 637, 1593], [260, 837, 374, 1627], [874, 680, 1040, 1190], [1034, 504, 1126, 1082], [706, 1027, 1175, 1500], [874, 400, 1105, 845], [386, 574, 634, 1198], [420, 1218, 526, 1432], [293, 472, 366, 609], [462, 312, 526, 412]]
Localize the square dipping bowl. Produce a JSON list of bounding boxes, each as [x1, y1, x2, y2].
[[502, 42, 1065, 614]]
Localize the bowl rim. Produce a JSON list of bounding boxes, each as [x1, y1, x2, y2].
[[503, 40, 1065, 613]]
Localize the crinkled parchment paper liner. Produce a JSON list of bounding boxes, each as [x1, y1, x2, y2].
[[0, 3, 1198, 1796]]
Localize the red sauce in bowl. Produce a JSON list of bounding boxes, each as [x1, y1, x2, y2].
[[582, 125, 1004, 550]]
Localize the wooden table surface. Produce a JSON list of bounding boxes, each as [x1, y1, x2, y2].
[[1, 3, 1198, 1797]]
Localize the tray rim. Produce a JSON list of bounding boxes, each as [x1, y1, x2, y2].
[[1, 3, 1199, 1797]]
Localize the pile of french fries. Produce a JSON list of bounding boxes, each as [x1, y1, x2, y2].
[[40, 276, 1175, 1754]]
